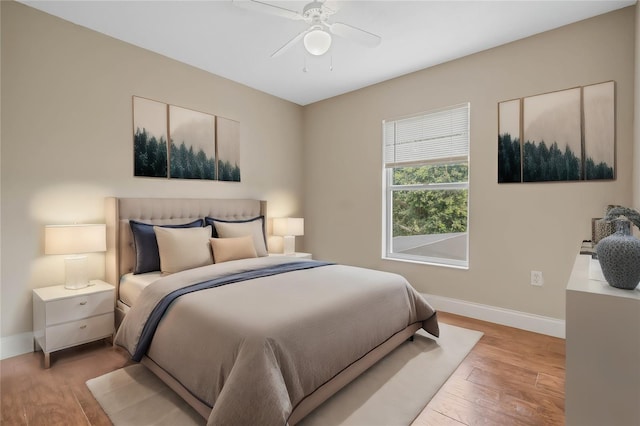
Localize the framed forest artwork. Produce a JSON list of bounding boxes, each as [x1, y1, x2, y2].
[[583, 81, 615, 180], [169, 105, 216, 180], [523, 87, 582, 182], [133, 97, 168, 178], [497, 81, 615, 183], [132, 96, 241, 182], [216, 116, 241, 182], [498, 99, 521, 183]]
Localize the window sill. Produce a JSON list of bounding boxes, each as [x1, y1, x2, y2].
[[382, 255, 469, 270]]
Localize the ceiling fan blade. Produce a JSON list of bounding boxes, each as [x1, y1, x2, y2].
[[232, 0, 304, 21], [328, 22, 381, 48], [271, 29, 309, 58]]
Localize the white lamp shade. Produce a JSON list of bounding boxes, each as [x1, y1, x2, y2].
[[273, 218, 304, 237], [304, 29, 332, 56], [45, 224, 106, 290], [45, 224, 106, 255]]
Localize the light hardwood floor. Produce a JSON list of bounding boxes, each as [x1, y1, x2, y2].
[[416, 313, 565, 426], [0, 312, 565, 425]]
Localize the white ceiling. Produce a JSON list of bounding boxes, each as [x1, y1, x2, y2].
[[20, 0, 635, 106]]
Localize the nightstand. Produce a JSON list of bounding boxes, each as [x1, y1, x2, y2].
[[33, 280, 115, 368], [269, 252, 312, 259]]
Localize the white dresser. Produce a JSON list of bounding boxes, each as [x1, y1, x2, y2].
[[565, 254, 640, 426], [33, 280, 115, 368]]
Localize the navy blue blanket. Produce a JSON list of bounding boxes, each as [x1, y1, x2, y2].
[[132, 260, 333, 361]]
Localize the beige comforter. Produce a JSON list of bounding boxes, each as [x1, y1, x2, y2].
[[115, 257, 438, 426]]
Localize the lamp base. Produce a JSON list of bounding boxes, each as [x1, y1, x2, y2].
[[64, 255, 90, 290], [283, 236, 296, 255]]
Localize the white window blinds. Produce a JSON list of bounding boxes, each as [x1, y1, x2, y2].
[[384, 103, 469, 168]]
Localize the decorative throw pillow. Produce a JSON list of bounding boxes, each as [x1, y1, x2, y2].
[[154, 225, 214, 274], [204, 216, 268, 257], [130, 219, 204, 274], [210, 235, 258, 263]]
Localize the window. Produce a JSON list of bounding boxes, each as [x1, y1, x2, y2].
[[383, 103, 470, 268]]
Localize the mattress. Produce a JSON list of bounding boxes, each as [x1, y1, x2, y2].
[[119, 272, 162, 307]]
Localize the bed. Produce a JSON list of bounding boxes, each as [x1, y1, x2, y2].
[[107, 197, 439, 426]]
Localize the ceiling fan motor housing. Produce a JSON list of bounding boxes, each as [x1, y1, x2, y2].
[[303, 1, 333, 22]]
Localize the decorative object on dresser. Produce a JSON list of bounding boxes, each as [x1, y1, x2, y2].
[[592, 204, 630, 244], [595, 206, 640, 290], [44, 224, 106, 290], [273, 217, 304, 255], [593, 217, 616, 244], [33, 281, 115, 368]]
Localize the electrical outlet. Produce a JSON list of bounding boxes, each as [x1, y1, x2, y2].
[[531, 270, 544, 286]]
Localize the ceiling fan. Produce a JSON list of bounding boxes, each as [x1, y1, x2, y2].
[[233, 0, 382, 57]]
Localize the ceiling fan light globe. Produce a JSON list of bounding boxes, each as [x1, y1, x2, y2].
[[304, 29, 331, 56]]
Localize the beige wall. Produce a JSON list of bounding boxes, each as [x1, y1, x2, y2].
[[0, 1, 304, 337], [303, 7, 635, 320]]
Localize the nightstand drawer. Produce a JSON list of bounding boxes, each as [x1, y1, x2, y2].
[[46, 290, 113, 325], [46, 312, 114, 351]]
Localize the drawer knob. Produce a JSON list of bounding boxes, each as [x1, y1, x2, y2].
[[80, 325, 87, 329], [79, 301, 87, 306]]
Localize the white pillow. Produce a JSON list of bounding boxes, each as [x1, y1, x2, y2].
[[212, 220, 268, 256], [154, 225, 214, 274], [210, 235, 258, 263]]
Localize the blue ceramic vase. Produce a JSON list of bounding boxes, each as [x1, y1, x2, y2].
[[596, 220, 640, 290]]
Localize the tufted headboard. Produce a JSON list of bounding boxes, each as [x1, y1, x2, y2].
[[105, 197, 267, 298]]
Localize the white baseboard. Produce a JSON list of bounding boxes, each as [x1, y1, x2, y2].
[[1, 332, 34, 360], [424, 293, 566, 338]]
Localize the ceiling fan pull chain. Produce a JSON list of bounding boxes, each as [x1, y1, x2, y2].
[[303, 54, 308, 73], [329, 54, 333, 71]]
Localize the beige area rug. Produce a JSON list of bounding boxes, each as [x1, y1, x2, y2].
[[86, 323, 482, 426]]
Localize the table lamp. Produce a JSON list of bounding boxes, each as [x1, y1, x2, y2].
[[44, 224, 106, 289], [273, 218, 304, 255]]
